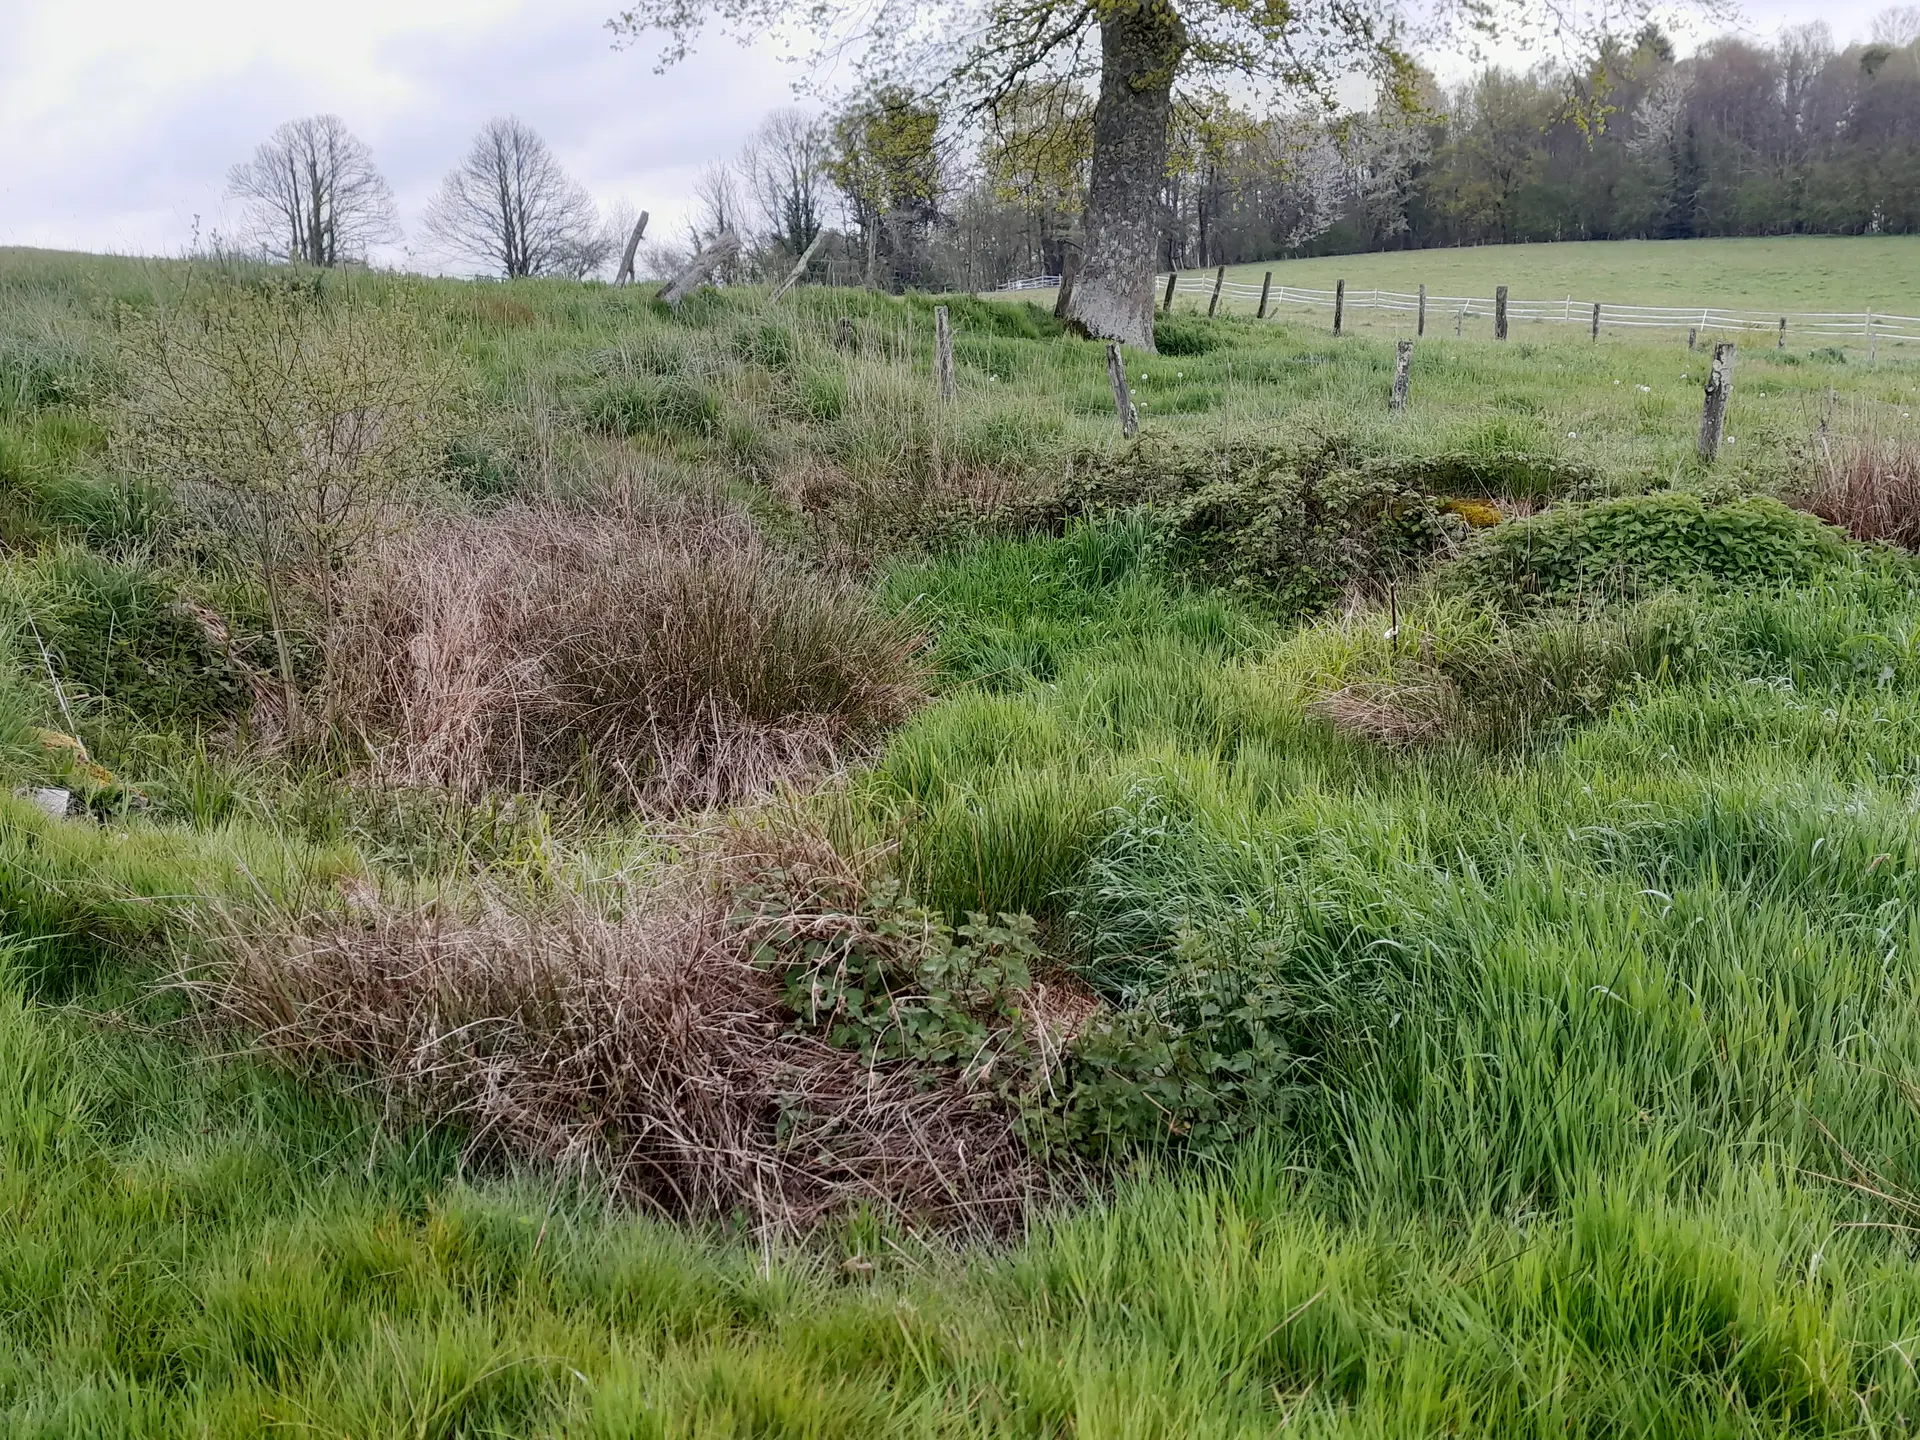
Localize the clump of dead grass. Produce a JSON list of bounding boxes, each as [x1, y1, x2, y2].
[[1309, 677, 1458, 748], [323, 500, 926, 812], [1798, 430, 1920, 549], [189, 829, 1041, 1234]]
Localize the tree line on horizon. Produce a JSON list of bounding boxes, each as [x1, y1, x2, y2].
[[220, 10, 1920, 295]]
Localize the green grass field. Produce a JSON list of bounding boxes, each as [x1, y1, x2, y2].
[[1209, 235, 1920, 310], [8, 241, 1920, 1436]]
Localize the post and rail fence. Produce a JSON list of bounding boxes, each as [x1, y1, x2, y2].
[[992, 272, 1918, 353]]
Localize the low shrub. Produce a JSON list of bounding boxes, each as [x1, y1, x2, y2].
[[324, 504, 927, 811], [1034, 438, 1450, 618], [1795, 430, 1920, 549], [1445, 492, 1850, 608]]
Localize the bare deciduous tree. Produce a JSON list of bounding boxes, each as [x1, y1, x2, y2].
[[226, 115, 399, 266], [742, 109, 830, 260], [424, 117, 603, 278]]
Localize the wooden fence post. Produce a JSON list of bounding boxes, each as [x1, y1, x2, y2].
[[1869, 311, 1878, 364], [768, 228, 826, 302], [1162, 271, 1177, 313], [1494, 285, 1508, 340], [1698, 342, 1735, 462], [658, 229, 741, 306], [1106, 343, 1138, 439], [934, 305, 955, 402], [1687, 326, 1697, 351], [1334, 279, 1346, 336], [1257, 270, 1273, 319], [1777, 317, 1787, 350], [613, 209, 649, 286], [1391, 339, 1413, 412], [1208, 264, 1226, 318], [1052, 248, 1081, 321], [1417, 283, 1427, 337], [1591, 302, 1601, 341]]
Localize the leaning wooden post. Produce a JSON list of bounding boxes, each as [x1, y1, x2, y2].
[[1052, 247, 1081, 320], [1333, 279, 1346, 336], [1777, 316, 1787, 350], [768, 228, 827, 302], [613, 209, 649, 286], [934, 305, 956, 402], [1591, 302, 1601, 341], [1162, 270, 1177, 313], [1106, 342, 1138, 439], [658, 229, 741, 306], [1208, 264, 1226, 318], [1390, 339, 1413, 412], [1494, 285, 1508, 340], [1256, 270, 1273, 319], [1697, 342, 1735, 462], [1417, 283, 1427, 336]]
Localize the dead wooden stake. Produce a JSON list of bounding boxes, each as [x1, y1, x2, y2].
[[613, 209, 649, 286], [1052, 248, 1081, 320], [658, 229, 741, 307], [1106, 342, 1138, 438], [1390, 338, 1413, 412], [1257, 270, 1273, 320], [1697, 342, 1735, 462], [1208, 264, 1226, 318], [1417, 283, 1427, 337], [1162, 270, 1177, 313], [1776, 317, 1786, 349], [1591, 302, 1601, 341], [1494, 285, 1508, 340], [1333, 279, 1345, 336], [934, 305, 955, 402], [769, 228, 827, 302]]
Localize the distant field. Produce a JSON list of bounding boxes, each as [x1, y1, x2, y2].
[[1203, 236, 1920, 314]]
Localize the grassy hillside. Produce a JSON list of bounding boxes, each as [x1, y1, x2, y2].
[[7, 247, 1920, 1436]]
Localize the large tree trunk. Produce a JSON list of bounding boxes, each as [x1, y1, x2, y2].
[[1064, 0, 1186, 352]]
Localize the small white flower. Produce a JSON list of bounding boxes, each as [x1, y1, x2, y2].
[[1177, 371, 1184, 378], [1637, 385, 1651, 393], [1727, 435, 1736, 445], [1613, 379, 1621, 385], [1566, 431, 1578, 439]]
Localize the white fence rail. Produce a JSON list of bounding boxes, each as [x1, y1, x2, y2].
[[996, 273, 1920, 349]]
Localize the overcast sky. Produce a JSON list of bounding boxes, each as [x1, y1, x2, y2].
[[0, 0, 1901, 272]]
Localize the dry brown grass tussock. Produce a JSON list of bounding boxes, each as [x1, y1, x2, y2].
[[1309, 676, 1458, 747], [189, 838, 1042, 1234], [323, 502, 927, 812], [1798, 429, 1920, 549]]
